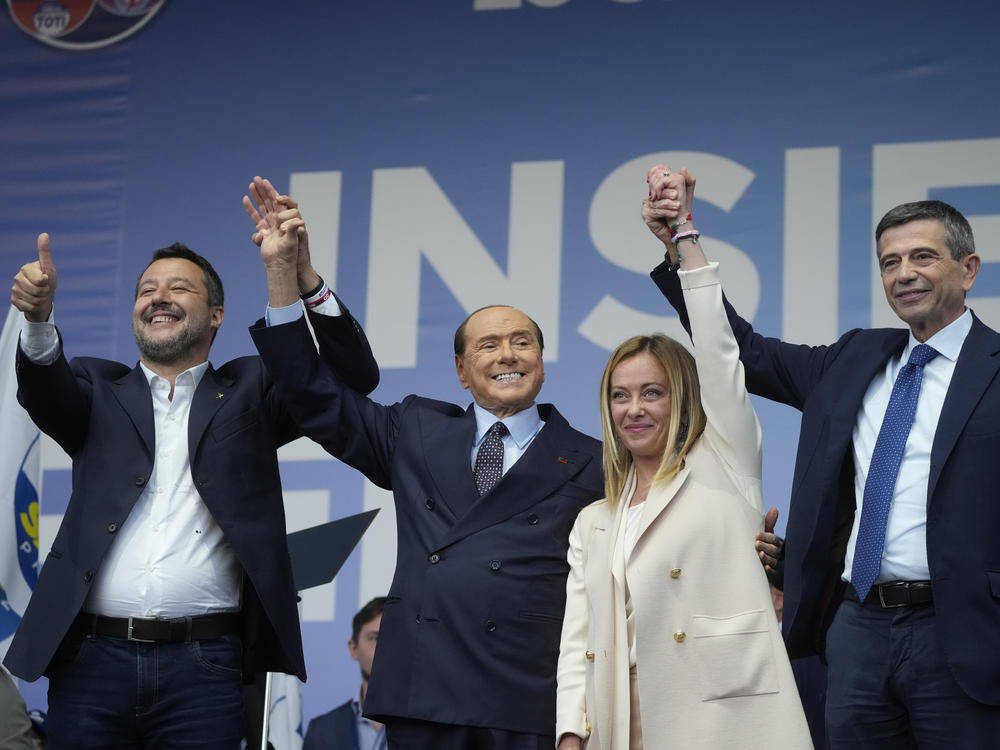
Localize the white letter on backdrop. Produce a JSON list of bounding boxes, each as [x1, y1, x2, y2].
[[580, 151, 759, 351], [872, 138, 1000, 328], [367, 162, 565, 367], [783, 147, 840, 344], [289, 171, 342, 291]]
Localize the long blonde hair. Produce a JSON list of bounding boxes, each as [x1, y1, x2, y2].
[[599, 335, 707, 504]]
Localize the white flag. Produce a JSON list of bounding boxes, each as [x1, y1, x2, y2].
[[0, 305, 41, 662], [267, 671, 304, 750]]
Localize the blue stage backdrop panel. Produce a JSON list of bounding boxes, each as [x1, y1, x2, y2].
[[2, 0, 999, 731]]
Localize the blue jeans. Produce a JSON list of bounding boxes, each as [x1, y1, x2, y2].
[[46, 631, 244, 749], [825, 595, 1000, 749]]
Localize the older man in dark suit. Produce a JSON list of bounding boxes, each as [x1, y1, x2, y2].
[[251, 215, 603, 749], [649, 175, 1000, 749], [4, 182, 379, 749]]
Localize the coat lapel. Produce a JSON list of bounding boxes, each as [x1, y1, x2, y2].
[[929, 314, 1000, 502], [189, 365, 234, 459], [109, 364, 156, 457], [437, 407, 595, 549], [609, 471, 634, 591], [421, 405, 479, 519], [634, 462, 690, 545]]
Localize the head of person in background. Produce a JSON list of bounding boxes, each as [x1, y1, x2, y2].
[[350, 596, 386, 704], [599, 334, 707, 501], [875, 199, 980, 343]]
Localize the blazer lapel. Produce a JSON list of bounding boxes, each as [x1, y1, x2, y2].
[[609, 471, 634, 591], [929, 315, 1000, 502], [109, 365, 155, 457], [189, 365, 234, 458], [634, 463, 690, 546], [437, 409, 595, 548], [421, 405, 479, 519]]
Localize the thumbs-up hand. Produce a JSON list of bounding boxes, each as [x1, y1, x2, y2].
[[755, 506, 785, 587], [11, 233, 59, 322]]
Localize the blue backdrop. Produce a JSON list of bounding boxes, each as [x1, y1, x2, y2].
[[2, 0, 999, 732]]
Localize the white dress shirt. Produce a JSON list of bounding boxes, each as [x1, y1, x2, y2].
[[470, 402, 544, 474], [844, 309, 972, 584], [20, 314, 244, 616]]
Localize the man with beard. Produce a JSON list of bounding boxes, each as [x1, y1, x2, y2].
[[3, 182, 379, 749]]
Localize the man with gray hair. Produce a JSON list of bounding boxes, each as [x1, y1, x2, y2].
[[651, 190, 1000, 748]]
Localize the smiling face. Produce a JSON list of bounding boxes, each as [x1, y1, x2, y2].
[[877, 219, 980, 342], [132, 257, 223, 369], [454, 306, 545, 419], [609, 351, 672, 465]]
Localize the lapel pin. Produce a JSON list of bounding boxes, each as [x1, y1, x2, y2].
[[216, 392, 224, 399], [557, 456, 568, 464]]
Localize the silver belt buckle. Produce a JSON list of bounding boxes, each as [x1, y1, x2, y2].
[[127, 616, 156, 643]]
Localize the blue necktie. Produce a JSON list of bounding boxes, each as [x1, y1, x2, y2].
[[474, 421, 508, 496], [852, 343, 939, 602]]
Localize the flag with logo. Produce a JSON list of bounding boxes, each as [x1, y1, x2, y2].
[[0, 305, 41, 662]]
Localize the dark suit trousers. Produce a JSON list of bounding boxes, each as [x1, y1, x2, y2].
[[385, 718, 552, 750], [825, 595, 1000, 749]]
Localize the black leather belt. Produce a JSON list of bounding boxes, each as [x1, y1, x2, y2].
[[847, 580, 933, 609], [73, 612, 240, 643]]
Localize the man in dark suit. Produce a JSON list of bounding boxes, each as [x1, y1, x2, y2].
[[251, 225, 604, 749], [303, 596, 386, 750], [650, 180, 1000, 747], [4, 184, 379, 748]]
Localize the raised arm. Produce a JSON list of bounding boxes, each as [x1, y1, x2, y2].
[[644, 166, 762, 481], [244, 176, 379, 394], [10, 234, 93, 452]]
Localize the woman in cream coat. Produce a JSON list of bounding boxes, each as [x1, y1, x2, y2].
[[555, 167, 812, 750]]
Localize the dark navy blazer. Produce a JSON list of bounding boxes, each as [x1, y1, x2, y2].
[[654, 260, 1000, 705], [5, 305, 378, 683], [252, 316, 604, 735]]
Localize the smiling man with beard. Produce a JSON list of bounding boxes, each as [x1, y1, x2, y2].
[[4, 182, 380, 749], [250, 233, 604, 749]]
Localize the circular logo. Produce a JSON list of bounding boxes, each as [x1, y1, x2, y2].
[[8, 0, 166, 50]]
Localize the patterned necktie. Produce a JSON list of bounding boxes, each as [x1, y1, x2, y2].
[[474, 421, 508, 496], [852, 343, 939, 601]]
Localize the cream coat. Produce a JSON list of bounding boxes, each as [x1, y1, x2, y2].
[[556, 263, 812, 749]]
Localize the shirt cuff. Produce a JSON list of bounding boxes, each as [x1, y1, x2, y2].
[[265, 301, 304, 327], [20, 315, 60, 365]]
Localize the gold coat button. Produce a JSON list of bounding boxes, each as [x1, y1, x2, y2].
[[673, 631, 686, 643], [670, 568, 682, 578], [585, 650, 595, 662], [585, 720, 591, 734]]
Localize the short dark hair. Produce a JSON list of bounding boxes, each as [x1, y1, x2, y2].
[[453, 305, 545, 356], [135, 242, 225, 307], [875, 200, 975, 260], [351, 596, 386, 642]]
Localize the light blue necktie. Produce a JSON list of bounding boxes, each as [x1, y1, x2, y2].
[[852, 343, 939, 602]]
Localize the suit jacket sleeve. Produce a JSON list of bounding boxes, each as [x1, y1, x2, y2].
[[306, 293, 380, 395], [652, 259, 846, 411], [555, 513, 591, 744], [251, 315, 400, 489], [15, 340, 123, 456]]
